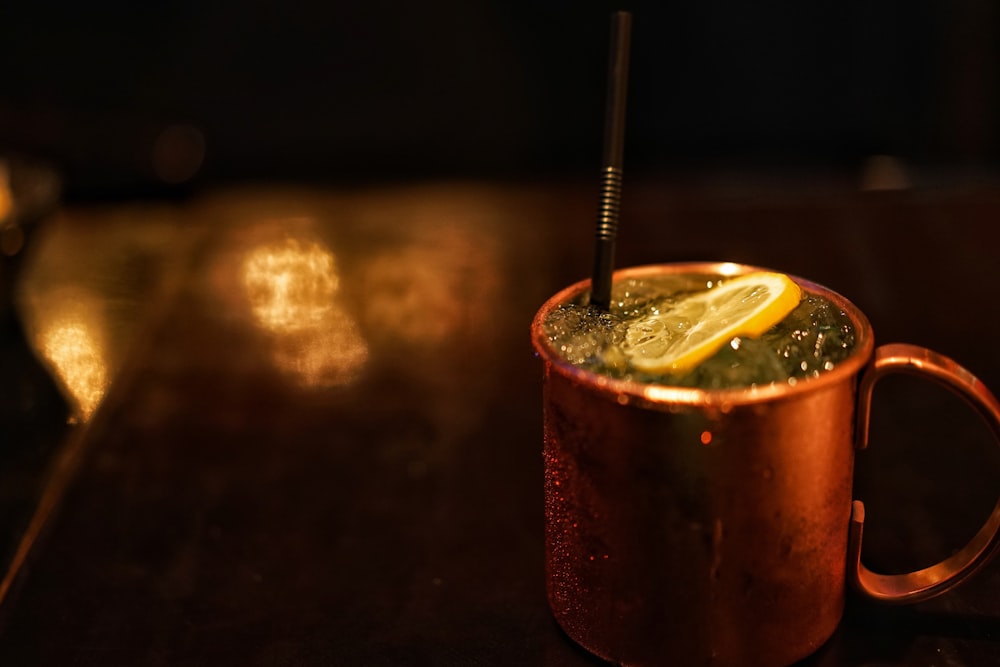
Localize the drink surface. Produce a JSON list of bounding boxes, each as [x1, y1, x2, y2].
[[542, 273, 856, 389]]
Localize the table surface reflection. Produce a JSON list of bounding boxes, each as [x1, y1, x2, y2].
[[0, 177, 998, 665]]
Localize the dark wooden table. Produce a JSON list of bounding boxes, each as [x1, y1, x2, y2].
[[0, 176, 998, 665]]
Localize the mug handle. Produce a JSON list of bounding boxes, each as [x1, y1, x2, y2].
[[848, 343, 1000, 604]]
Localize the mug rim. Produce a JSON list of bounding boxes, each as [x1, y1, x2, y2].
[[531, 261, 875, 408]]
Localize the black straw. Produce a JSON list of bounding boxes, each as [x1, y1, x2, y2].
[[589, 10, 632, 311]]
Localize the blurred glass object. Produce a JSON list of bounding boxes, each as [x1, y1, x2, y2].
[[33, 289, 108, 421], [15, 203, 185, 423], [0, 156, 60, 232], [0, 161, 24, 257], [0, 162, 12, 224], [0, 156, 61, 319]]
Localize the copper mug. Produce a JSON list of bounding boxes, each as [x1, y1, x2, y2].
[[531, 262, 1000, 667]]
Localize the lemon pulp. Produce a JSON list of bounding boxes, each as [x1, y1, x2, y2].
[[622, 272, 802, 374]]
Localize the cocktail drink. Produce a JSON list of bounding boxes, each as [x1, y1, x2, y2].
[[540, 13, 999, 667], [542, 265, 854, 390], [531, 262, 1000, 667]]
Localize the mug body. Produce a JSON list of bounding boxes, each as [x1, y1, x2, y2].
[[533, 263, 874, 667]]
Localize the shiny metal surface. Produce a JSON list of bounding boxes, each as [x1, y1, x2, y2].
[[850, 344, 1000, 603], [534, 263, 874, 667], [533, 263, 1000, 667]]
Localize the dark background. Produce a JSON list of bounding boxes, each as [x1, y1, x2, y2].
[[0, 0, 997, 198]]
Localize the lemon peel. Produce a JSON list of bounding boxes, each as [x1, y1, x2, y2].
[[623, 272, 801, 374]]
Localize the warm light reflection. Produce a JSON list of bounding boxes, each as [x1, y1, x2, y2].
[[242, 238, 339, 332], [362, 223, 501, 346], [239, 234, 367, 387], [268, 306, 369, 387], [363, 250, 463, 344], [35, 301, 109, 420]]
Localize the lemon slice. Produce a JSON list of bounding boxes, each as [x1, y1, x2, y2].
[[622, 272, 801, 374]]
